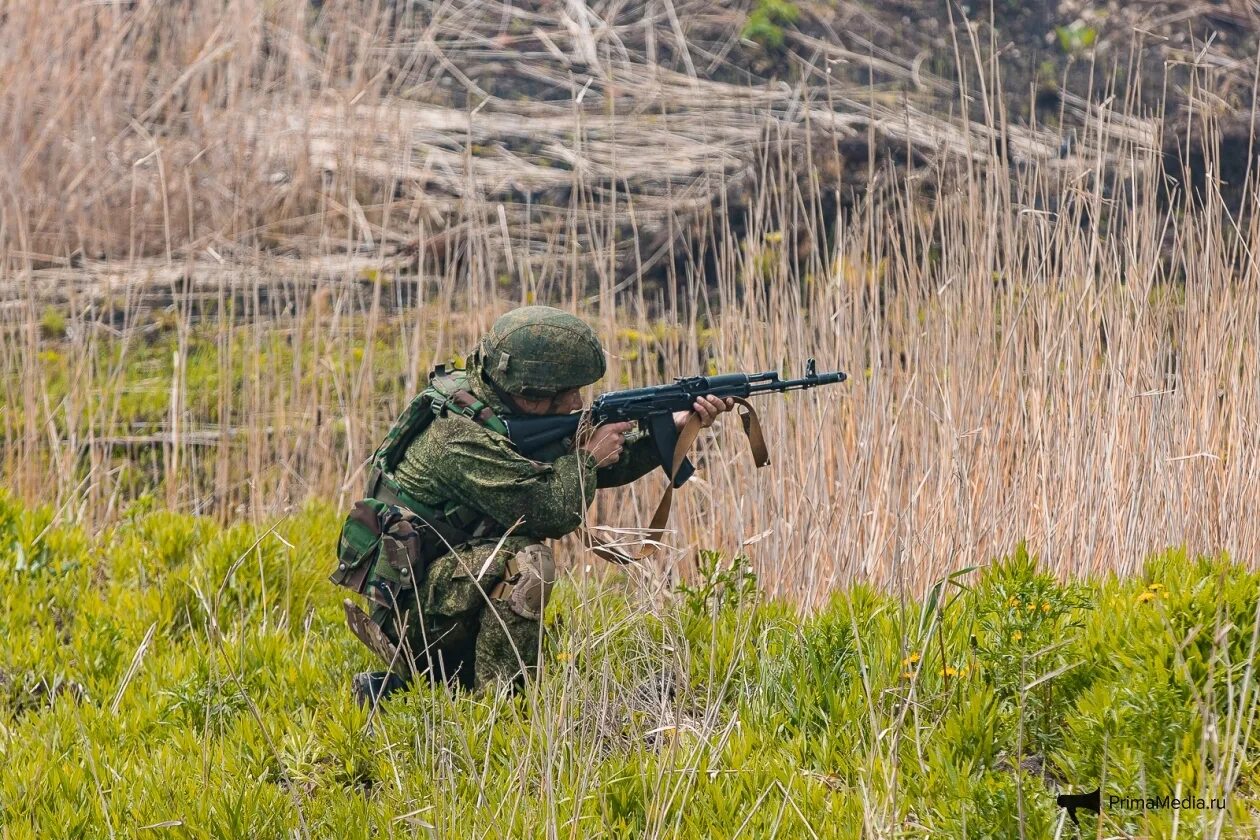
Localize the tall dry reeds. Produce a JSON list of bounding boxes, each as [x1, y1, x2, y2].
[[1, 0, 1258, 604]]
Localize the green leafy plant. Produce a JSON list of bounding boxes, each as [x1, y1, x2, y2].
[[38, 306, 67, 340], [1055, 21, 1098, 55], [741, 0, 799, 50], [676, 548, 759, 616], [971, 543, 1094, 755]]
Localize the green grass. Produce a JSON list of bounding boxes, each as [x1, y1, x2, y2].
[[22, 317, 411, 431], [0, 495, 1256, 838]]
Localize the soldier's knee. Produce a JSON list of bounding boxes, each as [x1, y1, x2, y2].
[[491, 543, 555, 621]]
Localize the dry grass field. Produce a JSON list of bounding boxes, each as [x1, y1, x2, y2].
[[1, 1, 1258, 836]]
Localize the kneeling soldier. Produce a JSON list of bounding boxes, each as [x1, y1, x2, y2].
[[332, 306, 732, 704]]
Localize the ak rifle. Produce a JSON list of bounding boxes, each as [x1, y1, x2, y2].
[[501, 359, 847, 487]]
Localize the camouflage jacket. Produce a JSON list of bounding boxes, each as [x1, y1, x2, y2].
[[390, 360, 661, 540]]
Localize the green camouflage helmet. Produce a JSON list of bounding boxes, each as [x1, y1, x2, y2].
[[477, 306, 606, 398]]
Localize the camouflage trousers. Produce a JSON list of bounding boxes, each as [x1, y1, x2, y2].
[[364, 537, 555, 692]]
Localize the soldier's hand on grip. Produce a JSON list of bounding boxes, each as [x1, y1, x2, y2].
[[579, 421, 633, 468], [674, 395, 734, 432]]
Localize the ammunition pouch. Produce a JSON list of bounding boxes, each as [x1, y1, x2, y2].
[[331, 499, 392, 596], [330, 493, 489, 602]]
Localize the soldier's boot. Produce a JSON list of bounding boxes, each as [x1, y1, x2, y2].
[[476, 544, 556, 691], [352, 670, 410, 709]]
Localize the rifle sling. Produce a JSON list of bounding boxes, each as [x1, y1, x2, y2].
[[583, 397, 769, 565]]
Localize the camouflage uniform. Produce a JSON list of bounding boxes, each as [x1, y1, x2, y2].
[[361, 308, 659, 692]]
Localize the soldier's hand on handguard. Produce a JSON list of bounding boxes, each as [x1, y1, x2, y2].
[[673, 395, 735, 432], [579, 420, 635, 467]]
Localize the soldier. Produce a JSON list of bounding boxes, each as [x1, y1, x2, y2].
[[336, 306, 733, 704]]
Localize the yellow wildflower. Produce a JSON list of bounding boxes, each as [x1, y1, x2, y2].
[[1136, 591, 1156, 604], [555, 652, 572, 663], [1147, 583, 1165, 592], [901, 670, 915, 681], [1013, 631, 1023, 642], [764, 231, 784, 245], [941, 666, 959, 678], [901, 651, 921, 666], [1041, 602, 1051, 613], [1027, 603, 1036, 612], [1008, 596, 1020, 608]]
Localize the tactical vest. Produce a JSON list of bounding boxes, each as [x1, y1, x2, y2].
[[330, 366, 509, 596]]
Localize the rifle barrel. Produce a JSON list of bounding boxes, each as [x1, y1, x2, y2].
[[747, 370, 846, 392]]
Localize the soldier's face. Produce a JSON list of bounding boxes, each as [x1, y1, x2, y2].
[[514, 387, 584, 415], [547, 388, 584, 414]]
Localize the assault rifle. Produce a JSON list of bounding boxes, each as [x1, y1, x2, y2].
[[501, 359, 846, 487]]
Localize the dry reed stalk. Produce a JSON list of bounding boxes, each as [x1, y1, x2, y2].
[[1, 0, 1258, 606]]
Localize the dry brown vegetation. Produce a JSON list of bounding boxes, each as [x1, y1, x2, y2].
[[3, 7, 1260, 835], [2, 0, 1258, 602]]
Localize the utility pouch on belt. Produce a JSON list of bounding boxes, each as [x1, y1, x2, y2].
[[330, 499, 395, 596], [331, 493, 486, 598]]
